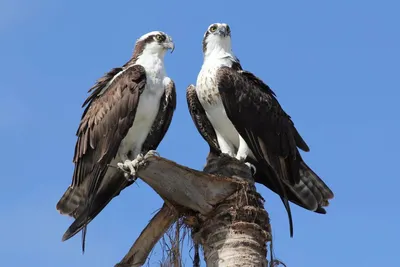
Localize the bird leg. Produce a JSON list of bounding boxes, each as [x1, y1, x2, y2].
[[117, 153, 146, 182], [116, 150, 160, 182], [236, 135, 257, 175], [216, 132, 235, 157]]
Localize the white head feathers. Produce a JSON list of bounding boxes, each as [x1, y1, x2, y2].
[[202, 23, 233, 60]]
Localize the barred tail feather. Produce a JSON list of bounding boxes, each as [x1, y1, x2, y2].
[[56, 186, 86, 219], [253, 160, 334, 214], [287, 161, 334, 213], [61, 171, 131, 243]]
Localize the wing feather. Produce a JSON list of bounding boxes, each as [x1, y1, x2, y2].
[[216, 66, 313, 236], [185, 69, 332, 222], [186, 84, 220, 153], [58, 65, 146, 249], [184, 68, 333, 236], [71, 65, 145, 191], [59, 72, 179, 245], [142, 78, 177, 152], [217, 67, 308, 185]]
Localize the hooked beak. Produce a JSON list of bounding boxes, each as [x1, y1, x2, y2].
[[164, 37, 175, 53], [216, 26, 227, 37]]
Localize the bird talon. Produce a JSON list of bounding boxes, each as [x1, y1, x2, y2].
[[125, 173, 137, 182], [117, 162, 129, 173], [137, 153, 145, 161], [146, 150, 160, 158], [245, 162, 257, 175], [117, 159, 138, 181]]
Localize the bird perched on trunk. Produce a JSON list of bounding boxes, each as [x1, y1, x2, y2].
[[56, 31, 176, 250], [187, 23, 334, 237]]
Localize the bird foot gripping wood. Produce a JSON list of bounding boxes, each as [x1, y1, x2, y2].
[[245, 162, 257, 175], [232, 153, 257, 176], [143, 149, 160, 159], [117, 150, 160, 182]]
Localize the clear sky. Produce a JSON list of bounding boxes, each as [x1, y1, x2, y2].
[[1, 0, 399, 266]]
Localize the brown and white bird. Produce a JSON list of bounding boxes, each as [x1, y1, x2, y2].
[[56, 31, 176, 250], [187, 23, 334, 237]]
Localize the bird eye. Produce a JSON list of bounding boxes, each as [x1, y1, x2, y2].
[[226, 25, 230, 33], [155, 34, 162, 41], [210, 25, 218, 32]]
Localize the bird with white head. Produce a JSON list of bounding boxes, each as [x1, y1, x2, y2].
[[57, 30, 177, 251], [188, 22, 334, 238]]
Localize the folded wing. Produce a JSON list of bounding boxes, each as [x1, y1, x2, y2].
[[56, 65, 147, 245], [216, 66, 331, 236]]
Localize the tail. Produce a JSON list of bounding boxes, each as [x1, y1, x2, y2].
[[57, 170, 133, 252], [56, 186, 87, 219], [62, 171, 131, 241], [254, 159, 334, 214], [257, 159, 295, 237], [252, 158, 333, 239], [288, 161, 334, 213]]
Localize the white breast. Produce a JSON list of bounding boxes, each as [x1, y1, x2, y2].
[[196, 56, 233, 107], [118, 55, 167, 159], [195, 57, 241, 153]]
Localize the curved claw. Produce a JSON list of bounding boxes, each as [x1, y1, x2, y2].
[[125, 174, 137, 182], [145, 150, 160, 159], [245, 162, 257, 176]]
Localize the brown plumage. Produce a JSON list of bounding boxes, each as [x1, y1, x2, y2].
[[186, 85, 219, 153], [58, 77, 176, 242], [56, 31, 176, 250], [192, 22, 333, 237], [187, 67, 334, 237], [57, 65, 145, 245], [142, 80, 177, 152], [72, 65, 145, 190], [217, 67, 334, 214]]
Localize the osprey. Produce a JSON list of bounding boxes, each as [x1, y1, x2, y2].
[[56, 31, 176, 249], [187, 23, 334, 236]]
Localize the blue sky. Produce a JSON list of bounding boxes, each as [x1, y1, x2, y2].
[[1, 0, 399, 266]]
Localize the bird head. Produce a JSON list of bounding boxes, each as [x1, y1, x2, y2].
[[131, 31, 174, 61], [202, 23, 232, 57]]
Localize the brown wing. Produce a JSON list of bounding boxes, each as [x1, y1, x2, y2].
[[185, 68, 332, 219], [217, 67, 309, 185], [142, 78, 177, 152], [60, 75, 177, 245], [81, 67, 123, 108], [57, 67, 123, 216], [186, 84, 220, 153], [217, 66, 311, 237], [57, 65, 145, 249], [72, 64, 146, 197]]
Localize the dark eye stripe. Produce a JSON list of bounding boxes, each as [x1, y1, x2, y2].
[[154, 34, 166, 41]]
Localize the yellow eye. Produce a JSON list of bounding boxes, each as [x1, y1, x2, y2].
[[210, 25, 218, 32], [155, 34, 162, 41]]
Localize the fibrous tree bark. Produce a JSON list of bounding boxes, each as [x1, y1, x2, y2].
[[115, 151, 272, 267], [193, 153, 271, 267]]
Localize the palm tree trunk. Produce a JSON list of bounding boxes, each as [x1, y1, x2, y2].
[[194, 153, 271, 267], [114, 152, 272, 267]]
